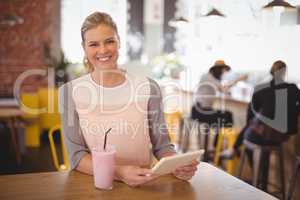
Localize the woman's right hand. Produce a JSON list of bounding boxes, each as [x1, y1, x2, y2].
[[238, 74, 248, 82], [115, 165, 154, 187]]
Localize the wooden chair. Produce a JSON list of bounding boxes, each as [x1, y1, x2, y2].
[[287, 156, 300, 200], [237, 140, 286, 200]]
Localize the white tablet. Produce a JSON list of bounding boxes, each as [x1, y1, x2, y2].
[[151, 150, 204, 175]]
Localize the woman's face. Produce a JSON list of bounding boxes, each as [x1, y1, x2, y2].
[[83, 24, 119, 71]]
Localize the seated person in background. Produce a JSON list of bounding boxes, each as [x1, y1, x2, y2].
[[191, 60, 247, 128], [222, 60, 300, 157], [59, 11, 198, 187], [221, 60, 300, 190]]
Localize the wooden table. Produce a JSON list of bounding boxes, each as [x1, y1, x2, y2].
[[0, 107, 23, 164], [0, 162, 278, 200]]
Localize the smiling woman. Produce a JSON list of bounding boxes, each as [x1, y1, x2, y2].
[[81, 12, 120, 72], [59, 11, 199, 188]]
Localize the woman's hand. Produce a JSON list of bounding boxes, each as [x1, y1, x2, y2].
[[115, 165, 154, 187], [172, 160, 199, 181], [238, 74, 248, 82]]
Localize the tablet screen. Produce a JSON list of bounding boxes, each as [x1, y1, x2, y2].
[[151, 150, 204, 175]]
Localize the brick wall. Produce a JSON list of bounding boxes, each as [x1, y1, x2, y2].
[[0, 0, 61, 97]]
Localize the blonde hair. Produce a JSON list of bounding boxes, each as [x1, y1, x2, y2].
[[81, 12, 120, 72]]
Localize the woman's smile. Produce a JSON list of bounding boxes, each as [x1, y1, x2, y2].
[[96, 55, 111, 62], [83, 24, 119, 70]]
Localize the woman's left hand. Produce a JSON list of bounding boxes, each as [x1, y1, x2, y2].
[[172, 160, 199, 181]]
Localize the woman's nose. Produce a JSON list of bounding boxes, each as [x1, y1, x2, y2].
[[97, 44, 108, 54]]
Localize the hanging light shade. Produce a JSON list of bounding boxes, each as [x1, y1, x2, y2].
[[204, 8, 225, 17], [168, 16, 189, 27], [263, 0, 296, 10]]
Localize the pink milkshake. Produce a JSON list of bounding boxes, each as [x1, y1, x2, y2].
[[92, 146, 116, 190]]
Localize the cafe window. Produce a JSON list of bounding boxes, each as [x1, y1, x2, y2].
[[61, 0, 128, 64], [173, 0, 300, 83]]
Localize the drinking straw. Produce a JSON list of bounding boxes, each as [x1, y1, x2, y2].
[[103, 128, 112, 151]]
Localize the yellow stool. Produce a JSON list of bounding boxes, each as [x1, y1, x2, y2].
[[21, 93, 41, 147], [214, 128, 240, 175], [164, 111, 182, 143], [48, 125, 69, 171], [38, 87, 61, 129]]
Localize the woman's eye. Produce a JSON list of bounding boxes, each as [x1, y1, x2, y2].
[[89, 43, 98, 47], [106, 40, 115, 44]]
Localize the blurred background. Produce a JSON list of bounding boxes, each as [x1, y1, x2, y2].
[[0, 0, 300, 199]]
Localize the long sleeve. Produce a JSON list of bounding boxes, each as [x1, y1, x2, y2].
[[58, 83, 89, 170], [147, 79, 176, 159], [247, 84, 264, 123], [247, 93, 257, 123], [296, 86, 300, 114]]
